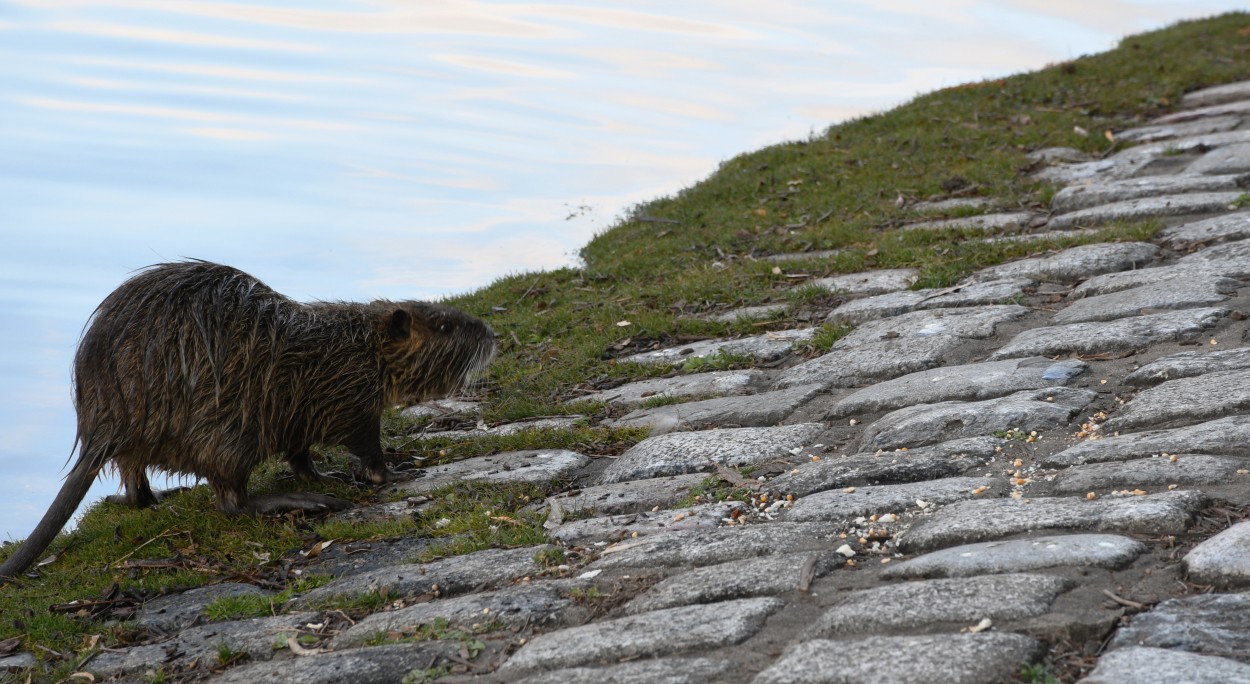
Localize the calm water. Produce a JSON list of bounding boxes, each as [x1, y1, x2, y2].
[[1, 1, 1244, 540]]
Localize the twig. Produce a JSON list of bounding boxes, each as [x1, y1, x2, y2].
[[1101, 589, 1146, 610]]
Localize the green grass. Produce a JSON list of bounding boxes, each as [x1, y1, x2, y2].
[[2, 11, 1250, 672]]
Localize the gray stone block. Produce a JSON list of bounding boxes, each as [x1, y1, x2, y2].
[[765, 437, 1004, 497], [1127, 347, 1250, 385], [618, 328, 815, 366], [753, 633, 1044, 684], [1158, 209, 1250, 248], [884, 534, 1145, 579], [1116, 115, 1242, 143], [1050, 454, 1249, 494], [967, 242, 1158, 283], [858, 387, 1095, 453], [1052, 274, 1238, 324], [1047, 192, 1245, 230], [1104, 368, 1250, 432], [806, 573, 1072, 637], [1186, 142, 1250, 174], [208, 642, 459, 684], [1185, 521, 1250, 588], [1178, 238, 1250, 273], [1081, 646, 1250, 684], [542, 473, 710, 517], [1043, 415, 1250, 467], [1108, 593, 1250, 655], [548, 501, 747, 546], [388, 449, 589, 496], [135, 582, 271, 633], [827, 279, 1030, 325], [830, 357, 1087, 417], [573, 370, 772, 408], [989, 308, 1227, 360], [496, 597, 783, 677], [1182, 81, 1250, 108], [610, 383, 823, 434], [896, 491, 1205, 553], [589, 522, 834, 569], [515, 658, 732, 684], [902, 212, 1034, 232], [623, 553, 838, 614], [600, 423, 826, 484], [785, 477, 1000, 523], [806, 268, 918, 295], [1051, 175, 1250, 213]]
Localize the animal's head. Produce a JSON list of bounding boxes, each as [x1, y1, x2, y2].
[[378, 301, 496, 404]]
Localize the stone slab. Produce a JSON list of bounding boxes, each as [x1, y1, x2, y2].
[[807, 268, 919, 295], [572, 370, 773, 408], [1043, 415, 1250, 467], [1108, 593, 1250, 655], [1177, 238, 1250, 274], [609, 383, 824, 434], [293, 546, 549, 607], [883, 533, 1145, 579], [753, 633, 1044, 684], [1050, 454, 1250, 494], [210, 642, 459, 684], [413, 416, 586, 441], [542, 473, 710, 517], [830, 357, 1086, 418], [589, 522, 834, 570], [785, 477, 1000, 523], [1116, 114, 1243, 143], [807, 573, 1072, 637], [496, 597, 783, 677], [1127, 347, 1250, 386], [1033, 158, 1134, 185], [827, 279, 1030, 325], [1185, 520, 1250, 589], [87, 612, 320, 677], [334, 580, 580, 647], [600, 423, 826, 484], [765, 437, 1004, 498], [988, 307, 1227, 360], [1026, 147, 1091, 164], [704, 304, 788, 323], [1158, 209, 1250, 248], [1051, 175, 1250, 213], [400, 399, 480, 421], [1052, 274, 1238, 324], [1104, 368, 1250, 432], [135, 582, 270, 633], [548, 501, 748, 546], [388, 449, 589, 496], [902, 212, 1033, 232], [623, 553, 838, 614], [765, 249, 841, 263], [1186, 142, 1250, 174], [911, 197, 993, 212], [896, 491, 1205, 553], [1080, 646, 1250, 684], [618, 328, 815, 367], [1182, 80, 1250, 108], [516, 658, 732, 684], [1046, 192, 1245, 230], [966, 242, 1158, 283], [778, 305, 1030, 389], [858, 387, 1095, 453]]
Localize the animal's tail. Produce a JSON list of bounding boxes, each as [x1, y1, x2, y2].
[[0, 458, 98, 579]]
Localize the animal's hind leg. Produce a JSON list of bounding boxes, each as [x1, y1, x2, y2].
[[287, 450, 350, 484], [342, 414, 395, 485], [211, 472, 351, 516], [104, 467, 160, 507]]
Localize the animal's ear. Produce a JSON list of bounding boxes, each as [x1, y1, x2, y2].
[[388, 308, 411, 340]]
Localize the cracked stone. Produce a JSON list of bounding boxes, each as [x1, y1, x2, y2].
[[896, 490, 1205, 553], [388, 449, 589, 496], [1046, 192, 1245, 230], [1108, 593, 1250, 655], [1104, 368, 1250, 432], [617, 328, 815, 366], [1052, 274, 1238, 324], [883, 533, 1146, 579], [515, 657, 733, 684], [333, 580, 580, 648], [1158, 209, 1250, 248], [785, 477, 1001, 523], [1080, 646, 1250, 684], [541, 473, 710, 517], [547, 501, 749, 546], [988, 307, 1227, 360], [1043, 415, 1250, 467], [496, 597, 783, 678], [765, 437, 1004, 498], [1127, 347, 1250, 385], [966, 242, 1158, 283], [1185, 521, 1250, 589], [806, 573, 1072, 637], [609, 383, 824, 434], [858, 387, 1095, 452], [830, 357, 1087, 418], [1051, 175, 1250, 213], [571, 370, 773, 408], [902, 212, 1034, 232], [1049, 454, 1250, 494], [623, 553, 838, 614], [292, 546, 549, 608], [806, 268, 919, 295], [588, 522, 834, 570], [753, 633, 1044, 684], [827, 280, 1030, 325], [600, 423, 826, 484]]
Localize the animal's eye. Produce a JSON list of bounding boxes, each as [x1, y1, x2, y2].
[[439, 322, 451, 333]]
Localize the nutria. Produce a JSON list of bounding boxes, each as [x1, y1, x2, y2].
[[0, 260, 496, 577]]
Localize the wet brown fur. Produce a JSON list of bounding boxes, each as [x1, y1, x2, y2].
[[1, 260, 495, 577]]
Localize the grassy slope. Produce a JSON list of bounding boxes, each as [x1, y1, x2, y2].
[[2, 11, 1249, 666]]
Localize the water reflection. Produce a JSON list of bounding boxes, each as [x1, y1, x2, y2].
[[1, 0, 1245, 539]]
